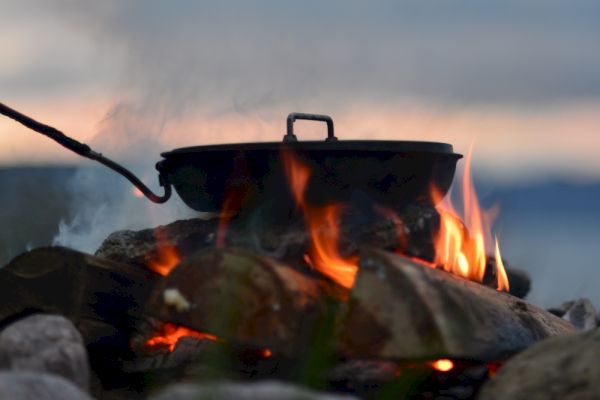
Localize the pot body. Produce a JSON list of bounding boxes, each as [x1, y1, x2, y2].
[[157, 141, 462, 214]]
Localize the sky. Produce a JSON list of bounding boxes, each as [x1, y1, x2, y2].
[[1, 0, 600, 182]]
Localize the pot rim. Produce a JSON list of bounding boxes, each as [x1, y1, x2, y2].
[[161, 140, 461, 158]]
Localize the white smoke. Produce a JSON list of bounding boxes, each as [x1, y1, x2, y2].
[[52, 101, 197, 252]]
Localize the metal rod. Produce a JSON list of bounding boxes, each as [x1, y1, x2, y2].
[[0, 102, 171, 204]]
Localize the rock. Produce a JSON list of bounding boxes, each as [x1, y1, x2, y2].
[[149, 380, 358, 400], [561, 298, 597, 331], [0, 314, 90, 390], [477, 329, 600, 400], [328, 360, 398, 384], [0, 371, 92, 400]]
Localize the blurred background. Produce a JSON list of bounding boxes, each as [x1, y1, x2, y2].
[[1, 0, 599, 307]]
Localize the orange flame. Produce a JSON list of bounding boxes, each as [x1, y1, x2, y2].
[[432, 147, 509, 291], [304, 205, 360, 289], [261, 348, 273, 358], [216, 185, 251, 248], [494, 237, 510, 292], [145, 322, 218, 352], [147, 228, 181, 276], [282, 151, 358, 289]]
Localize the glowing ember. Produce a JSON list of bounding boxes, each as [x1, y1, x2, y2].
[[431, 358, 454, 372], [261, 348, 273, 358], [145, 323, 218, 352], [282, 151, 359, 289], [147, 229, 181, 276], [432, 147, 510, 291]]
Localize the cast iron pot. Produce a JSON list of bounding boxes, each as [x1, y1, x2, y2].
[[0, 103, 462, 213]]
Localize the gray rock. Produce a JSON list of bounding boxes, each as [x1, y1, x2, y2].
[[0, 371, 92, 400], [0, 314, 90, 390], [477, 328, 600, 400], [150, 380, 358, 400], [561, 298, 597, 331]]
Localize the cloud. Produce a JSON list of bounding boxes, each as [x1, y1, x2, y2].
[[4, 0, 600, 108]]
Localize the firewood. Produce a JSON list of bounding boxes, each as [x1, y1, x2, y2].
[[144, 248, 338, 357], [336, 249, 575, 361], [0, 246, 160, 346], [94, 205, 436, 269]]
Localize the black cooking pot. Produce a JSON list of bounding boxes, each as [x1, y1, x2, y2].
[[1, 104, 462, 213]]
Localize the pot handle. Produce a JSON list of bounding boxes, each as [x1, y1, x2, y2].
[[284, 112, 338, 142], [0, 102, 172, 204]]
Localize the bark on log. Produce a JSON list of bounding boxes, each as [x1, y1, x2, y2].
[[94, 205, 436, 268], [0, 246, 160, 346], [144, 248, 338, 357], [337, 249, 575, 361]]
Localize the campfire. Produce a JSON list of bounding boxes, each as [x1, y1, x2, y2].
[[0, 105, 583, 399]]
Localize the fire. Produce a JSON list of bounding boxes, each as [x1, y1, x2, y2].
[[145, 322, 218, 352], [282, 151, 359, 289], [216, 185, 250, 248], [432, 147, 510, 291], [431, 358, 454, 372], [147, 228, 181, 276], [303, 205, 360, 289], [494, 237, 510, 292], [281, 145, 508, 291], [261, 348, 273, 358]]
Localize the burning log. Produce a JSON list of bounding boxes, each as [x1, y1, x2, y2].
[[93, 205, 434, 267], [337, 249, 575, 361], [143, 248, 338, 357], [95, 219, 218, 271]]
